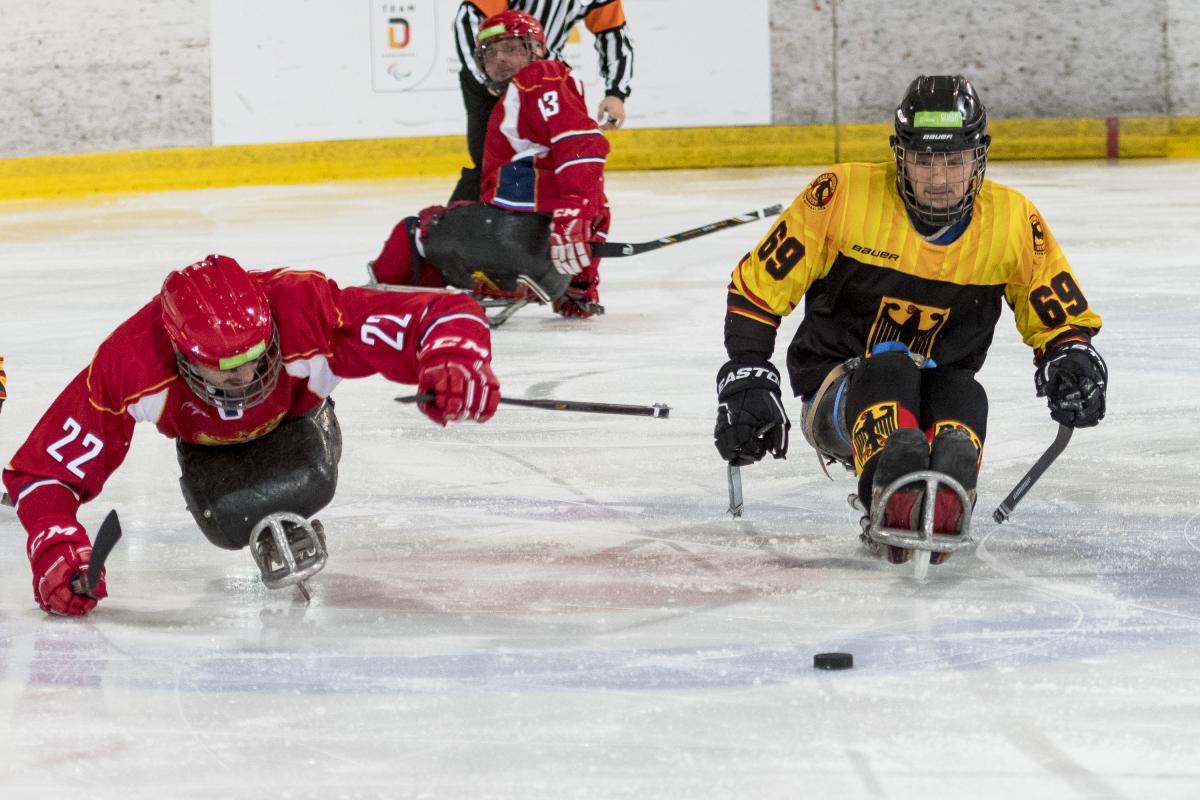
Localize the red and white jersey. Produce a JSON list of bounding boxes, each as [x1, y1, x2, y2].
[[3, 269, 491, 534], [481, 59, 609, 215]]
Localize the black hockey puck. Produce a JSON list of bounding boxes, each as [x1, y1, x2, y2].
[[813, 652, 853, 670]]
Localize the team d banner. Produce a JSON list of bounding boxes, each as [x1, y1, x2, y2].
[[370, 2, 454, 93]]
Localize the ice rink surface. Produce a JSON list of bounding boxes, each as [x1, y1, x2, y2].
[[1, 161, 1199, 798]]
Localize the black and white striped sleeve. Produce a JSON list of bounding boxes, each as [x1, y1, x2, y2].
[[454, 2, 490, 85], [581, 1, 633, 100], [593, 25, 633, 100]]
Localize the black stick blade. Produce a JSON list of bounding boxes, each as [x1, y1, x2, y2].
[[87, 510, 123, 590]]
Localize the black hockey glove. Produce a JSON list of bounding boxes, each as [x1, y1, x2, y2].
[[1035, 339, 1107, 428], [714, 359, 791, 466]]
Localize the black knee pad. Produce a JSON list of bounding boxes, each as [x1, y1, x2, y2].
[[177, 401, 343, 550], [920, 369, 989, 442], [422, 203, 568, 299], [845, 350, 922, 419], [843, 349, 923, 484]]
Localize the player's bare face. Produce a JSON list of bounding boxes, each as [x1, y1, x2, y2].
[[905, 150, 976, 209], [482, 38, 535, 83]]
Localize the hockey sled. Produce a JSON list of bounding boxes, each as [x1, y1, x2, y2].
[[861, 469, 975, 579], [250, 511, 328, 600], [364, 262, 597, 328]]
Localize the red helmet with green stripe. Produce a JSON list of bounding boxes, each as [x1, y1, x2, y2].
[[161, 254, 281, 413], [474, 10, 546, 91], [476, 10, 545, 51]]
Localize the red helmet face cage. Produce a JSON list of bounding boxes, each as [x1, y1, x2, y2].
[[474, 10, 546, 91], [160, 255, 282, 414]]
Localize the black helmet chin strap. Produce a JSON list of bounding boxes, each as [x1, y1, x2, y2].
[[485, 76, 512, 95]]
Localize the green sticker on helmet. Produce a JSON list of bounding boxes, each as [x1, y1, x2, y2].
[[218, 340, 266, 371], [914, 110, 964, 128], [477, 23, 507, 43]]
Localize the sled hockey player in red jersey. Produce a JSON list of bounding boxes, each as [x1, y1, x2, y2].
[[714, 76, 1107, 571], [370, 10, 612, 320], [3, 255, 499, 616]]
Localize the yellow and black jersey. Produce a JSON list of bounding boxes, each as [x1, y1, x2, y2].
[[726, 162, 1103, 397]]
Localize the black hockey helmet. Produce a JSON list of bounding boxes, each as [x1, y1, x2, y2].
[[891, 75, 991, 229]]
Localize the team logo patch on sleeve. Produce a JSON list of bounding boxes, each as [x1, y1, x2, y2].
[[852, 401, 899, 473], [803, 172, 839, 209], [866, 296, 950, 358], [1030, 214, 1046, 255]]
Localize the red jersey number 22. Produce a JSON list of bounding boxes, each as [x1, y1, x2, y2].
[[360, 314, 412, 351], [46, 417, 104, 478]]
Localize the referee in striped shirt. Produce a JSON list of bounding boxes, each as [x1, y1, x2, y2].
[[450, 0, 634, 203]]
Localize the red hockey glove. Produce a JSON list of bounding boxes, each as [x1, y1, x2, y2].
[[417, 337, 500, 425], [552, 265, 602, 319], [28, 517, 107, 616], [549, 197, 594, 276]]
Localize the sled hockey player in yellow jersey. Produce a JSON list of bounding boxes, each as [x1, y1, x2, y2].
[[714, 75, 1107, 568]]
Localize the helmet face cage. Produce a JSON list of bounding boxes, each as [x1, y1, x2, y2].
[[893, 140, 990, 229], [176, 328, 282, 415], [474, 34, 538, 81], [891, 76, 991, 229], [474, 12, 545, 92]]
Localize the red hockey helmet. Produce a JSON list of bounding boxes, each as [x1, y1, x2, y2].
[[161, 254, 281, 413], [474, 10, 546, 91]]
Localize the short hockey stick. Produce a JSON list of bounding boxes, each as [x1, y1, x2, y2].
[[70, 509, 122, 597], [992, 424, 1073, 524], [727, 464, 744, 518], [396, 393, 671, 418], [591, 204, 783, 258]]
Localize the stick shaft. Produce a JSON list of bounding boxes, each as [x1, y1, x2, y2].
[[592, 204, 783, 258], [396, 394, 670, 418], [992, 424, 1073, 524], [497, 396, 668, 417]]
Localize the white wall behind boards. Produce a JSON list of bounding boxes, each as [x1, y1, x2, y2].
[[2, 0, 1198, 158], [769, 0, 1186, 125], [210, 0, 771, 146], [0, 0, 210, 158]]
